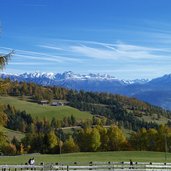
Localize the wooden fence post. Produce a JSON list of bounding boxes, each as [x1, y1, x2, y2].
[[89, 161, 93, 170], [40, 162, 44, 171]]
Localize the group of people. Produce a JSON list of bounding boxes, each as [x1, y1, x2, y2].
[[28, 157, 35, 165]]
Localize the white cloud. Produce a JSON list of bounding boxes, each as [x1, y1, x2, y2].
[[69, 42, 167, 60], [0, 47, 14, 54], [10, 62, 46, 65], [38, 45, 64, 51], [39, 39, 171, 62], [15, 54, 63, 63], [3, 38, 171, 79], [70, 45, 115, 59], [14, 49, 82, 63]]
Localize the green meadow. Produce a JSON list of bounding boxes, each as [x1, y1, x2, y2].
[[0, 96, 92, 121], [0, 151, 170, 164]]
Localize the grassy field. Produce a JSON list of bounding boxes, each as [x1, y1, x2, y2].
[[126, 109, 170, 125], [1, 127, 25, 141], [0, 151, 170, 164], [0, 96, 92, 121]]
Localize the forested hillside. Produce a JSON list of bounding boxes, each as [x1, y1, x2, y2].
[[0, 79, 171, 155], [1, 79, 171, 131]]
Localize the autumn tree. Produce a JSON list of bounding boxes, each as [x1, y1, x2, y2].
[[0, 104, 8, 126], [0, 131, 8, 152], [47, 130, 59, 153], [89, 128, 101, 151], [146, 128, 158, 151], [76, 127, 101, 152], [156, 125, 168, 151], [107, 125, 126, 151], [62, 135, 79, 153], [2, 143, 17, 155], [96, 126, 109, 151]]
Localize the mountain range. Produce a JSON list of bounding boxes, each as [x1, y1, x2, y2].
[[1, 71, 171, 110]]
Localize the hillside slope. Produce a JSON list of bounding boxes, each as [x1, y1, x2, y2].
[[0, 80, 171, 131], [3, 72, 171, 110], [0, 96, 92, 121]]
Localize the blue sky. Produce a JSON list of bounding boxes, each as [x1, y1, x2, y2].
[[1, 0, 171, 79]]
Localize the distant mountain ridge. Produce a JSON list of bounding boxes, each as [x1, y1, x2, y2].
[[1, 71, 171, 110], [0, 71, 148, 84]]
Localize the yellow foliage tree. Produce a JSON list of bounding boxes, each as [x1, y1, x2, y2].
[[62, 135, 79, 153], [107, 125, 126, 151]]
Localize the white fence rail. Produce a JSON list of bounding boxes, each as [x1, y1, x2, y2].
[[0, 162, 171, 171]]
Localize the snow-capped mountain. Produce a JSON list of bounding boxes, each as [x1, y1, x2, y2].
[[2, 71, 171, 110], [0, 71, 132, 93], [0, 71, 149, 97], [0, 71, 148, 83]]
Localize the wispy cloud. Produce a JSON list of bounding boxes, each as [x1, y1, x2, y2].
[[37, 39, 171, 79], [39, 45, 64, 51], [3, 37, 171, 79], [3, 39, 171, 64], [0, 47, 14, 54], [10, 62, 46, 65], [40, 40, 170, 61], [70, 42, 169, 60], [14, 49, 82, 63], [15, 54, 62, 63]]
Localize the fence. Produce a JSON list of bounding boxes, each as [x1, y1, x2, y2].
[[0, 162, 171, 171]]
